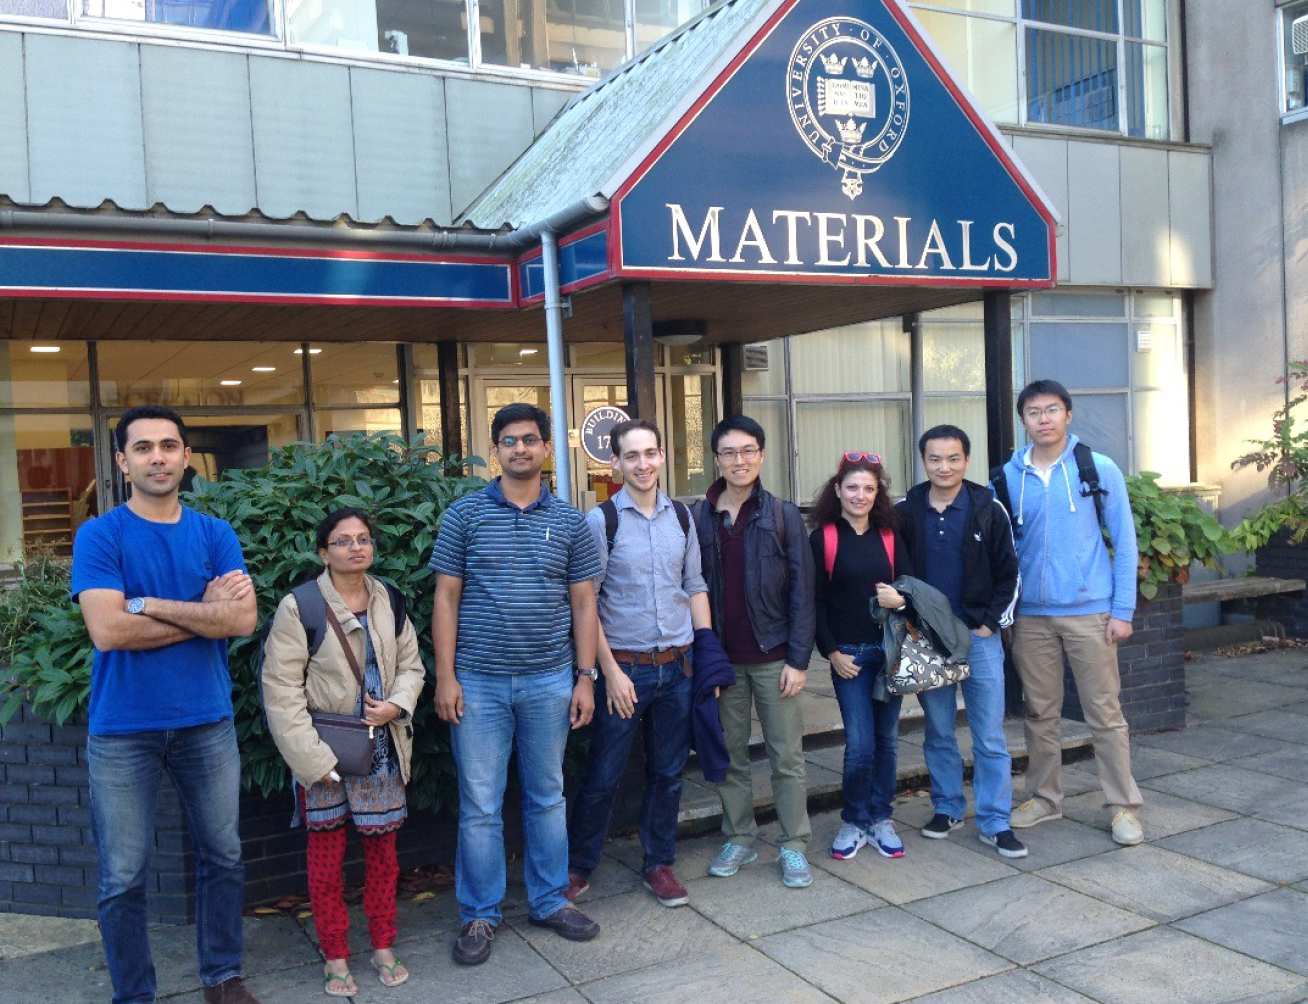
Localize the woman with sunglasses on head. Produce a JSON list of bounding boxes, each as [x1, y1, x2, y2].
[[261, 507, 426, 996], [810, 452, 915, 862]]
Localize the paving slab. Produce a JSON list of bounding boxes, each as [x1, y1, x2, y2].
[[1033, 926, 1307, 1004], [1133, 724, 1294, 762], [509, 888, 735, 984], [890, 789, 977, 829], [755, 906, 1011, 1003], [0, 939, 116, 1003], [1157, 816, 1308, 883], [905, 873, 1154, 965], [1184, 680, 1306, 720], [1214, 708, 1308, 743], [1176, 887, 1308, 975], [1230, 742, 1308, 781], [163, 961, 338, 1004], [1143, 762, 1300, 815], [907, 968, 1097, 1002], [1125, 744, 1211, 779], [300, 888, 464, 952], [0, 913, 100, 960], [682, 862, 884, 939], [606, 829, 777, 883], [1281, 699, 1308, 716], [805, 811, 1017, 904], [1039, 845, 1272, 923], [1062, 787, 1236, 840], [577, 942, 835, 1004], [983, 817, 1118, 872]]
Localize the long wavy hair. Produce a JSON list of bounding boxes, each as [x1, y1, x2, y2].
[[811, 455, 897, 530]]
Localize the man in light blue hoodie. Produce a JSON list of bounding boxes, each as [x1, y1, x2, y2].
[[996, 380, 1144, 846]]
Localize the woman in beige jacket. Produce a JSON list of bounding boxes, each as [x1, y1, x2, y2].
[[261, 507, 425, 996]]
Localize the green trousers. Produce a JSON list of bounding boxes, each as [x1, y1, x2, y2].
[[714, 659, 811, 852]]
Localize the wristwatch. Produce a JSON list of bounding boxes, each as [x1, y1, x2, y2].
[[126, 597, 146, 615], [575, 667, 599, 682]]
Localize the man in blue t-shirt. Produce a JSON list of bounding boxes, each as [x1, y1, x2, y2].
[[431, 402, 602, 966], [71, 405, 259, 1004]]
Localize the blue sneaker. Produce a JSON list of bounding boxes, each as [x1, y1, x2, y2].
[[830, 822, 868, 860], [707, 842, 758, 877], [778, 847, 813, 888], [871, 819, 905, 859]]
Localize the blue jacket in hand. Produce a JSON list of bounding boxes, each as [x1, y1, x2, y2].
[[690, 627, 736, 783]]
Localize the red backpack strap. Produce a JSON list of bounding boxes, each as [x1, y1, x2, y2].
[[880, 527, 895, 578], [822, 522, 838, 579]]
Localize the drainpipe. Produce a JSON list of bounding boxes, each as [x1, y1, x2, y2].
[[541, 229, 572, 504]]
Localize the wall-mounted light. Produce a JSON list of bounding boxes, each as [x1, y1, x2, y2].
[[251, 366, 276, 373], [652, 320, 707, 346], [220, 379, 243, 386], [519, 348, 539, 356], [29, 345, 60, 353]]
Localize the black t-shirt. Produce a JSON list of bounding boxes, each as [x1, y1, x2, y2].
[[810, 520, 915, 657]]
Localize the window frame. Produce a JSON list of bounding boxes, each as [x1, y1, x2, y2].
[[1279, 0, 1308, 123]]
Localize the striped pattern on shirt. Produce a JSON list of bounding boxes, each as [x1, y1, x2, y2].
[[429, 480, 600, 674]]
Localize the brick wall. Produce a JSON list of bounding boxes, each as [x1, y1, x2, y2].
[[1255, 538, 1308, 636], [1059, 583, 1187, 734]]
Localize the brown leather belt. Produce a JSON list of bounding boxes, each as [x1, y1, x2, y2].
[[609, 644, 690, 666]]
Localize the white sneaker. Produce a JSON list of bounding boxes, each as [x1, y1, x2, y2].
[[1111, 809, 1144, 846], [1010, 798, 1062, 829]]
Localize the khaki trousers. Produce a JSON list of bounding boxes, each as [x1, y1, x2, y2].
[[715, 659, 811, 852], [1011, 613, 1143, 811]]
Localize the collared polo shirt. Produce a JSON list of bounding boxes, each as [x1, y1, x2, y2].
[[587, 487, 707, 652], [921, 488, 971, 620], [429, 477, 600, 674]]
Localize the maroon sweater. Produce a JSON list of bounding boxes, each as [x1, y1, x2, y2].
[[715, 490, 788, 666]]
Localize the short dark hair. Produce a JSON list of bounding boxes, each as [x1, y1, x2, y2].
[[316, 507, 375, 551], [610, 419, 662, 456], [919, 424, 972, 458], [710, 414, 766, 454], [491, 402, 550, 444], [114, 405, 189, 453], [1016, 379, 1073, 416]]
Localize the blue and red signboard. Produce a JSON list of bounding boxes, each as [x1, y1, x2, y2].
[[612, 0, 1057, 286]]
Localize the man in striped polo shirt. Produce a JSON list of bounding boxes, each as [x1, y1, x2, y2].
[[431, 402, 603, 966]]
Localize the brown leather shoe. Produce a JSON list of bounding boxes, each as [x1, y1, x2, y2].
[[643, 865, 689, 907], [202, 976, 261, 1003]]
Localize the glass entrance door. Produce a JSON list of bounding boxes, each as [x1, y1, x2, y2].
[[571, 377, 628, 506], [469, 379, 558, 494]]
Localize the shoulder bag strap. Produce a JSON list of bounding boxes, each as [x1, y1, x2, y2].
[[323, 601, 365, 693], [822, 522, 838, 579], [880, 527, 895, 577]]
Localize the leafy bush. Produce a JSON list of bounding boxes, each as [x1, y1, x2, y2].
[[0, 551, 89, 725], [1229, 361, 1308, 549], [2, 433, 485, 816], [1126, 472, 1229, 600]]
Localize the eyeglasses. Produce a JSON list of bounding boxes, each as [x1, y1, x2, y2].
[[328, 535, 373, 549], [716, 446, 761, 461], [497, 434, 543, 448], [840, 451, 882, 465], [1022, 404, 1066, 421]]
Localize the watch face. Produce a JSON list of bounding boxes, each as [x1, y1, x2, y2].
[[127, 597, 145, 615]]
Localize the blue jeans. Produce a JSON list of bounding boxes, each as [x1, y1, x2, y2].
[[450, 667, 573, 925], [569, 657, 692, 876], [918, 629, 1013, 836], [831, 643, 902, 829], [88, 717, 244, 1004]]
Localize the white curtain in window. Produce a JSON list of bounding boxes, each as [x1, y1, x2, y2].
[[794, 400, 908, 503]]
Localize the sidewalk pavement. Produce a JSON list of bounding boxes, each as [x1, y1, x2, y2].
[[6, 648, 1308, 1003]]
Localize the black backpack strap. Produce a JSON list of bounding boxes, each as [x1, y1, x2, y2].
[[771, 495, 787, 555], [671, 498, 691, 538], [1072, 441, 1112, 548], [290, 580, 328, 658], [600, 499, 619, 553], [989, 465, 1017, 538]]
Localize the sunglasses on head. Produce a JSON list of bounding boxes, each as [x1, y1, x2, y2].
[[840, 450, 882, 466]]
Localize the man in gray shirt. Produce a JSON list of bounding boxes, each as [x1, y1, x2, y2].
[[566, 419, 713, 908]]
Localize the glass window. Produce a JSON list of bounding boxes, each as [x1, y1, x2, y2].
[[98, 341, 305, 408], [740, 341, 785, 397], [1126, 41, 1168, 139], [412, 344, 470, 457], [1025, 28, 1119, 132], [310, 343, 399, 407], [790, 320, 908, 395], [1068, 392, 1129, 467], [921, 323, 985, 393], [794, 400, 909, 504], [922, 397, 989, 474], [481, 384, 556, 485], [480, 0, 625, 77], [666, 345, 714, 367], [667, 373, 716, 497], [1123, 0, 1166, 43], [82, 0, 273, 34], [740, 398, 791, 500], [0, 342, 91, 409], [1283, 1, 1308, 115], [913, 9, 1019, 123], [0, 412, 97, 562], [287, 0, 469, 59], [1029, 322, 1129, 388], [1031, 291, 1125, 317], [1134, 291, 1176, 317], [570, 343, 626, 368], [913, 0, 1014, 13], [0, 0, 67, 17], [635, 0, 705, 53], [317, 408, 403, 439], [1021, 0, 1116, 33], [470, 343, 548, 368]]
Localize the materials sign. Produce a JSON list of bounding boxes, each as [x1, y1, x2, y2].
[[613, 0, 1056, 286]]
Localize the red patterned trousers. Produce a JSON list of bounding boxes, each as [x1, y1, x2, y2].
[[306, 826, 399, 960]]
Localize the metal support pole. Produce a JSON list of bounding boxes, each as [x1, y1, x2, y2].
[[907, 313, 924, 485], [541, 230, 572, 503], [983, 290, 1015, 471], [436, 340, 463, 469]]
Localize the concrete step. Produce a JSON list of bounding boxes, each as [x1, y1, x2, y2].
[[676, 714, 1093, 834]]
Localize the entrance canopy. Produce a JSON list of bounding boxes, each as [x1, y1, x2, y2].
[[470, 0, 1058, 310]]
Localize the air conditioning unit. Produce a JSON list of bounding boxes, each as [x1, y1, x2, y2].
[[1293, 14, 1308, 56], [742, 343, 770, 370]]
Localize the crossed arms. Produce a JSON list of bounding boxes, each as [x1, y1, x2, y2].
[[79, 570, 258, 652]]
